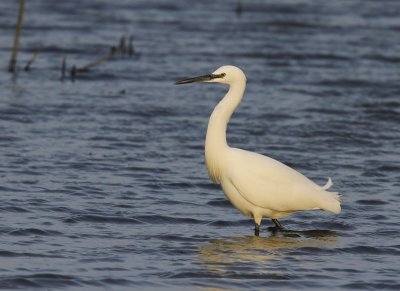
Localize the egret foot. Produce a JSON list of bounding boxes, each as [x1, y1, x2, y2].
[[254, 223, 260, 236], [272, 219, 283, 229]]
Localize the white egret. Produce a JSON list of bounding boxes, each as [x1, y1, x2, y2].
[[176, 65, 341, 236]]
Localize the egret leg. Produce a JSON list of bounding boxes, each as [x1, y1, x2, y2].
[[254, 223, 260, 236], [272, 219, 283, 229]]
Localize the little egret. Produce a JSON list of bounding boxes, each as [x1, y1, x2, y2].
[[176, 65, 341, 236]]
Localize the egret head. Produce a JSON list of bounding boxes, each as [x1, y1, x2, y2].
[[176, 65, 246, 85]]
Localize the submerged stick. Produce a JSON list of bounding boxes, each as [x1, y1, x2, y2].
[[128, 36, 135, 56], [24, 48, 41, 71], [70, 35, 130, 81], [70, 65, 76, 81], [77, 46, 117, 73], [119, 35, 126, 54], [235, 0, 243, 16], [8, 0, 26, 72], [61, 56, 66, 80]]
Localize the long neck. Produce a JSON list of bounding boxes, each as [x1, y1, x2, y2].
[[205, 81, 246, 182]]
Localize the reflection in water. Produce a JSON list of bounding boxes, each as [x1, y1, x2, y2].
[[198, 230, 338, 273]]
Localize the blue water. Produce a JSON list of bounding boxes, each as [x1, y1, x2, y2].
[[0, 0, 399, 290]]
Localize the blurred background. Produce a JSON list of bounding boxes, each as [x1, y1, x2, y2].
[[0, 0, 399, 290]]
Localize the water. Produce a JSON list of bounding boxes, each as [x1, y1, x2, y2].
[[0, 0, 399, 289]]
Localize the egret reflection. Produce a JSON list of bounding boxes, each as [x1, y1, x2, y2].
[[198, 230, 338, 273]]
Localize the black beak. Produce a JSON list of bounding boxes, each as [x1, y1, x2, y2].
[[175, 73, 224, 85]]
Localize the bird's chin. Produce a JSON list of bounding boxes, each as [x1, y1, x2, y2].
[[206, 79, 226, 85]]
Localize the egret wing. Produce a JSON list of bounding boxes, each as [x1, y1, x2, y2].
[[226, 148, 324, 212]]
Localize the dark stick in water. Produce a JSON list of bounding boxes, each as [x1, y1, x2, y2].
[[128, 36, 135, 56], [235, 0, 243, 16], [119, 35, 126, 54], [70, 65, 76, 82], [77, 46, 117, 73], [61, 56, 67, 81], [8, 0, 26, 73], [24, 48, 41, 71]]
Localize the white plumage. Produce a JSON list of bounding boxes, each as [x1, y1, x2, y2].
[[177, 65, 341, 235]]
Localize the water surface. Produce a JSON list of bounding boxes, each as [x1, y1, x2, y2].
[[0, 0, 399, 290]]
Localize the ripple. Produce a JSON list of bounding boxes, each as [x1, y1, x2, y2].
[[0, 136, 22, 143], [288, 247, 337, 256], [160, 270, 295, 280], [310, 221, 355, 231], [195, 182, 220, 190], [99, 278, 134, 286], [0, 206, 31, 213], [208, 220, 250, 227], [63, 214, 143, 224], [340, 246, 400, 255], [207, 198, 232, 208], [157, 234, 209, 243], [343, 281, 400, 289], [368, 214, 387, 220], [0, 251, 62, 258], [137, 215, 204, 225], [79, 257, 124, 263], [0, 274, 81, 289], [0, 278, 40, 289], [376, 165, 400, 172], [356, 199, 388, 205], [7, 228, 62, 236]]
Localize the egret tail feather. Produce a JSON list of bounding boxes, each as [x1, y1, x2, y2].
[[322, 177, 333, 190]]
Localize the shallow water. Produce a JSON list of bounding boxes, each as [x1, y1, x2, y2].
[[0, 0, 399, 290]]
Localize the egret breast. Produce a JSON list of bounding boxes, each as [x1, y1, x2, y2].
[[220, 178, 253, 217]]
